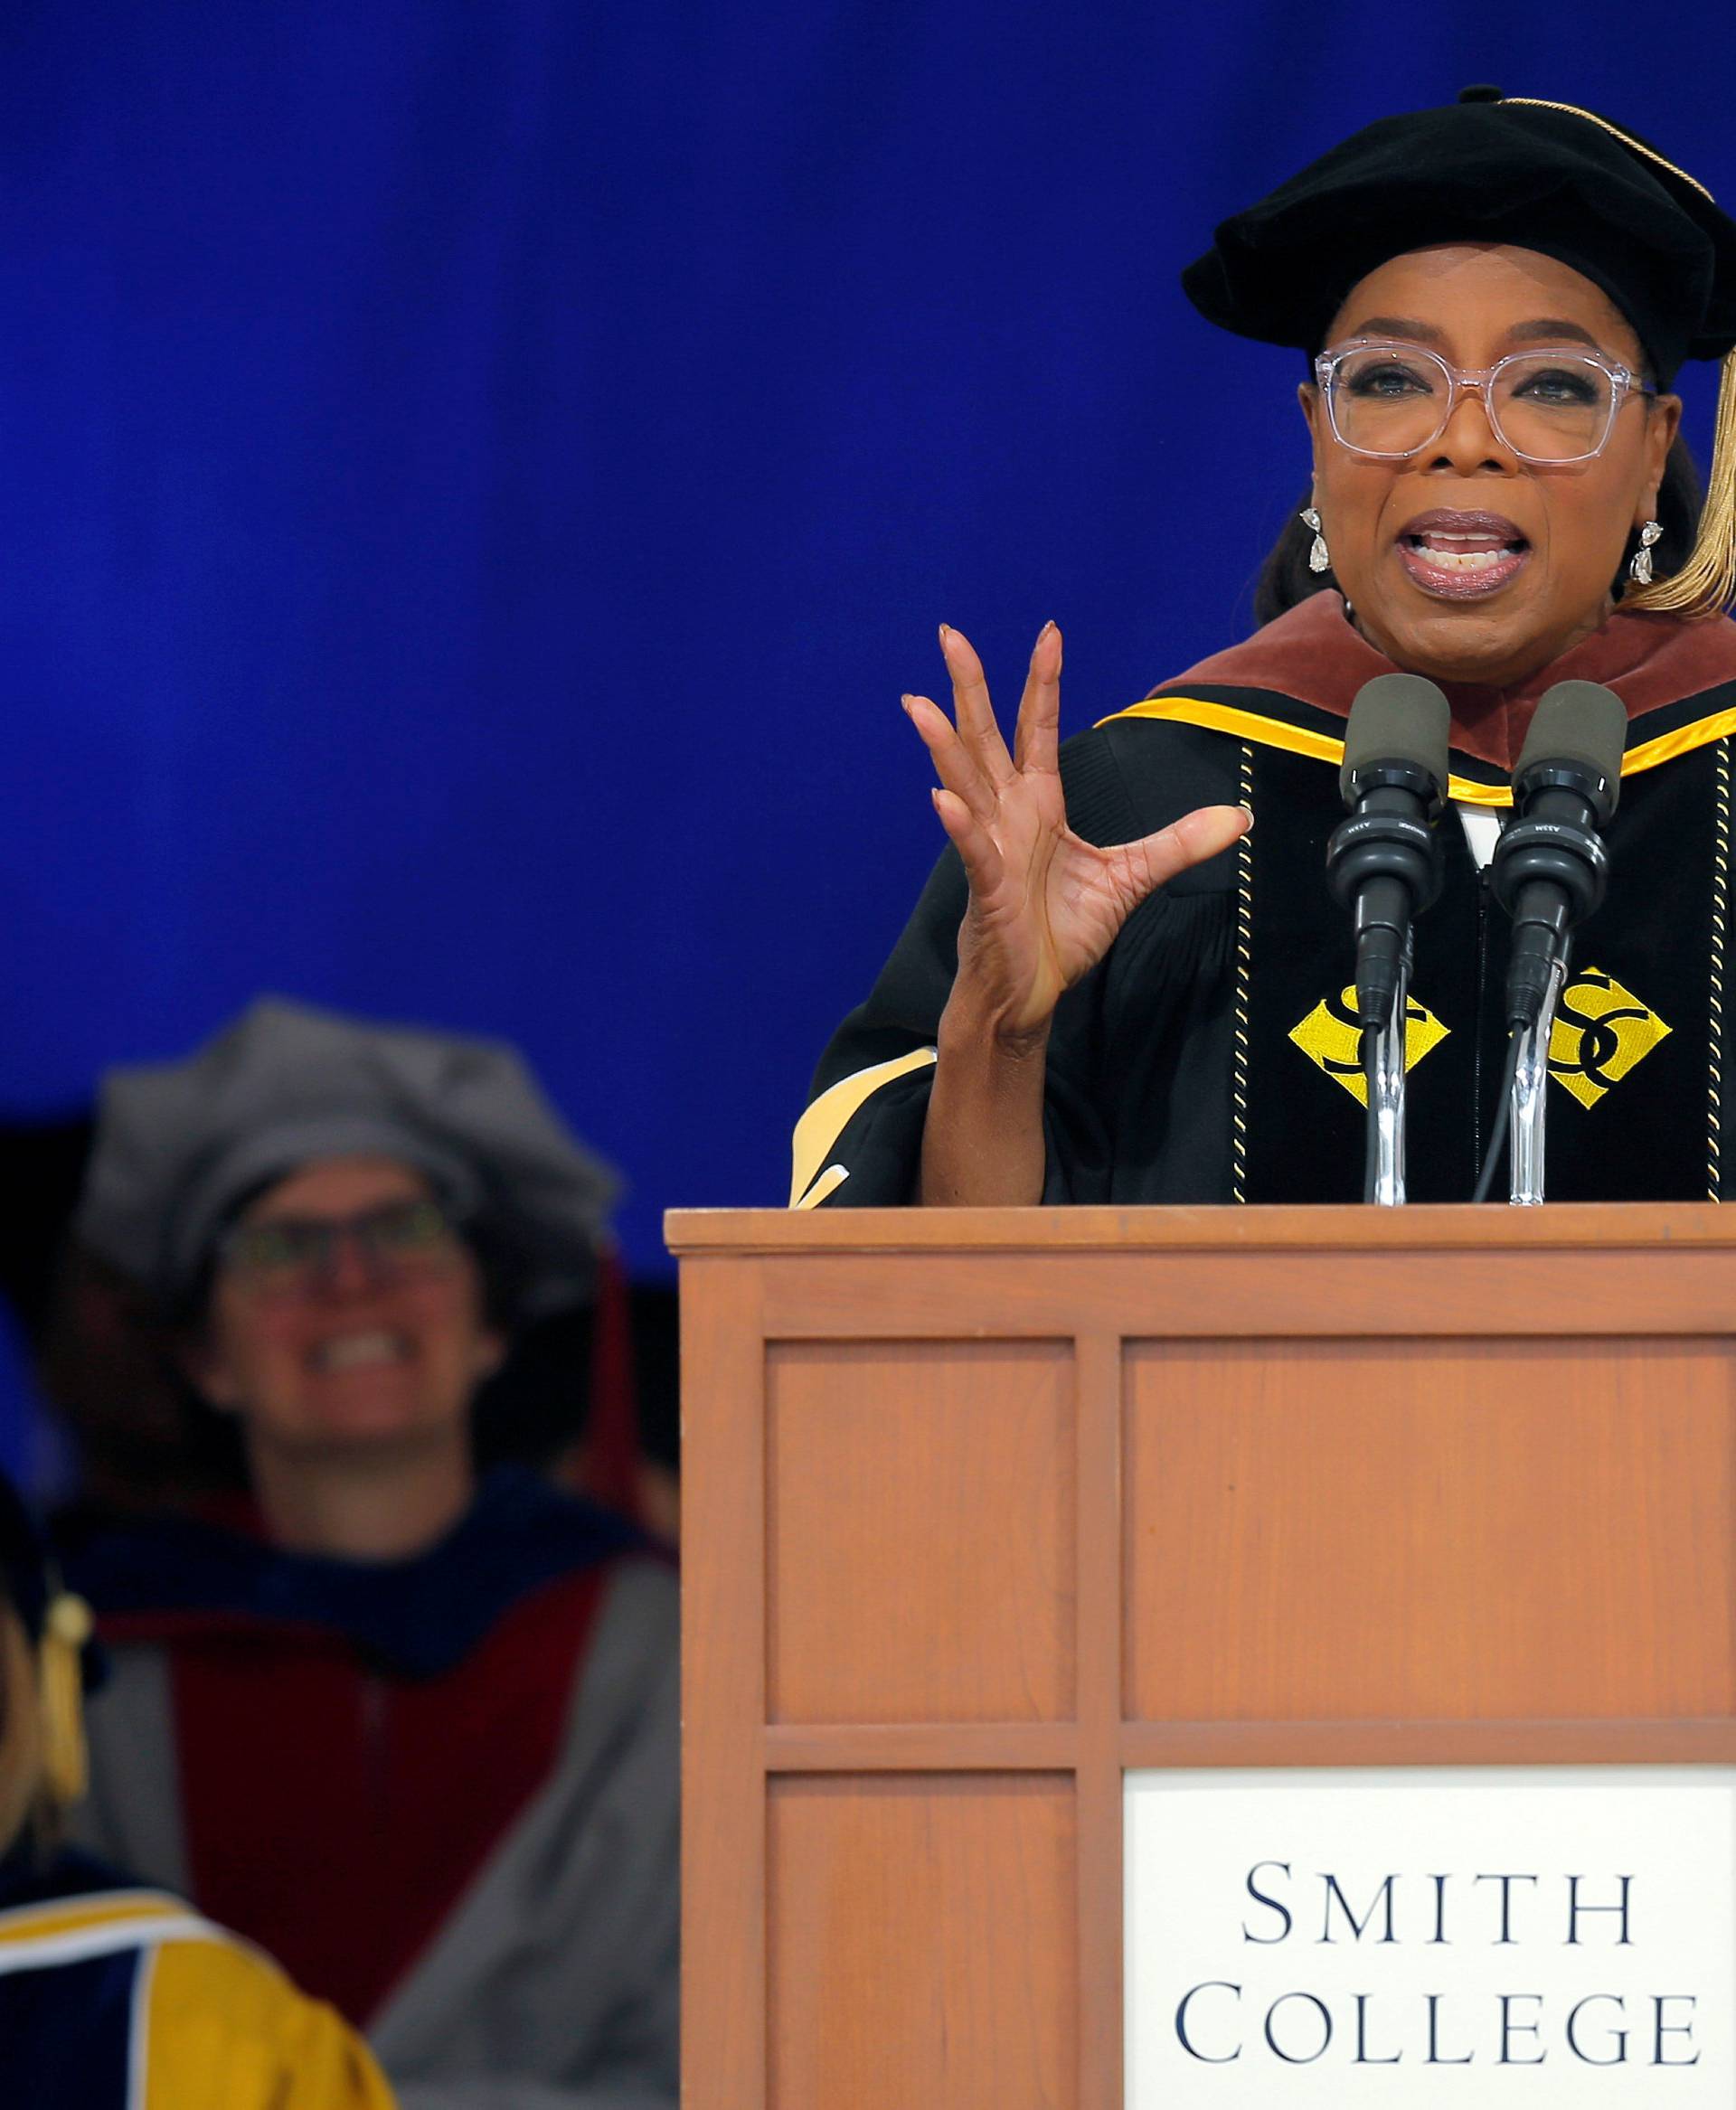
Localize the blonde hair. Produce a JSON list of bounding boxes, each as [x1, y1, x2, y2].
[[1624, 349, 1736, 619]]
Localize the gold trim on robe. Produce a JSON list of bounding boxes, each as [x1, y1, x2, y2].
[[1099, 694, 1736, 809]]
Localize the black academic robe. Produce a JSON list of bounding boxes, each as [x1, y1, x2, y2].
[[796, 608, 1736, 1209]]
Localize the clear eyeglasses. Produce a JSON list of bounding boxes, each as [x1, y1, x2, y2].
[[218, 1196, 462, 1295], [1314, 340, 1656, 466]]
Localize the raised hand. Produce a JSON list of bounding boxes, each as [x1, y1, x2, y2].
[[903, 622, 1250, 1043]]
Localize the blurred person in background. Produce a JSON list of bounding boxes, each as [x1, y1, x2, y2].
[[59, 998, 678, 2110], [0, 1463, 394, 2107], [5, 1133, 678, 1541]]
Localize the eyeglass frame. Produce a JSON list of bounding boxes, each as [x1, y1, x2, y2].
[[1312, 338, 1658, 466], [214, 1195, 468, 1295]]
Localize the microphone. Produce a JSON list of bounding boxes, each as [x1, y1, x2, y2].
[[1326, 674, 1451, 1032], [1491, 682, 1628, 1029]]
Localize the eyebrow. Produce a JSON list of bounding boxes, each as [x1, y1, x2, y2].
[[1340, 314, 1609, 354], [1341, 316, 1446, 344], [1502, 316, 1605, 351]]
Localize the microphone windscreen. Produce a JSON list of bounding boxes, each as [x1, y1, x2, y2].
[[1516, 682, 1629, 815], [1338, 674, 1451, 805]]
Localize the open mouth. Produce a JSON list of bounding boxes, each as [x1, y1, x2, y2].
[[1397, 511, 1531, 599], [309, 1330, 412, 1374]]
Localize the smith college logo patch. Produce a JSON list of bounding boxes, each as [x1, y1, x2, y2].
[[1288, 985, 1450, 1107], [1548, 966, 1672, 1108], [1288, 969, 1669, 1113]]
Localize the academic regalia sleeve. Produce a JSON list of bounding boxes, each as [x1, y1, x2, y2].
[[789, 841, 963, 1208], [366, 1561, 678, 2110], [139, 1934, 397, 2110], [791, 719, 1241, 1208]]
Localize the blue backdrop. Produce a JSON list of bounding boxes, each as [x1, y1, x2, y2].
[[3, 5, 1734, 1467]]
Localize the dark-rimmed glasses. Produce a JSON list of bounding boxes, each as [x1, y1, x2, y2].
[[218, 1197, 462, 1295], [1314, 340, 1656, 466]]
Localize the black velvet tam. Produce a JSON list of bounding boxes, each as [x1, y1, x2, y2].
[[1183, 88, 1736, 381]]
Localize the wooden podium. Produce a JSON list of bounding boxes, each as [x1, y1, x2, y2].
[[666, 1204, 1736, 2109]]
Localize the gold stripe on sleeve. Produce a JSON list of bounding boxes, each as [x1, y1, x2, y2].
[[789, 1047, 937, 1207], [0, 1892, 194, 1951], [146, 1936, 397, 2109], [794, 1163, 850, 1210]]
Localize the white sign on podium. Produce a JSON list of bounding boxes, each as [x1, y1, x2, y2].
[[1125, 1767, 1736, 2103]]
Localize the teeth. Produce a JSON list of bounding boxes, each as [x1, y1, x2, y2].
[[1411, 542, 1521, 572], [314, 1332, 406, 1372]]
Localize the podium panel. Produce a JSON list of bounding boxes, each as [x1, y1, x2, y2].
[[670, 1205, 1736, 2109], [769, 1775, 1075, 2108], [768, 1340, 1074, 1723], [1124, 1334, 1736, 1721]]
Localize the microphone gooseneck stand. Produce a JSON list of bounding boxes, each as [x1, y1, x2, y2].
[[1483, 681, 1628, 1205], [1507, 952, 1568, 1206], [1362, 933, 1412, 1207], [1326, 674, 1451, 1207]]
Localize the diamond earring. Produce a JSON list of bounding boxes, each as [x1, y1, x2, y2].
[[1301, 506, 1331, 575], [1628, 518, 1663, 586]]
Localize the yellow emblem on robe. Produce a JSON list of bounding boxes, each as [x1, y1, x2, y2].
[[1548, 967, 1671, 1108], [1288, 985, 1450, 1107]]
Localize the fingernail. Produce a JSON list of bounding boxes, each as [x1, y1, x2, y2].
[[1038, 619, 1056, 640], [938, 623, 951, 649], [901, 692, 914, 712], [1239, 802, 1255, 833]]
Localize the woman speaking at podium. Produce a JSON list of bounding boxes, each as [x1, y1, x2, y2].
[[793, 90, 1736, 1210]]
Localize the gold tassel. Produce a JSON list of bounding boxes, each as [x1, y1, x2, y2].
[[1628, 345, 1736, 619], [37, 1593, 93, 1809]]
